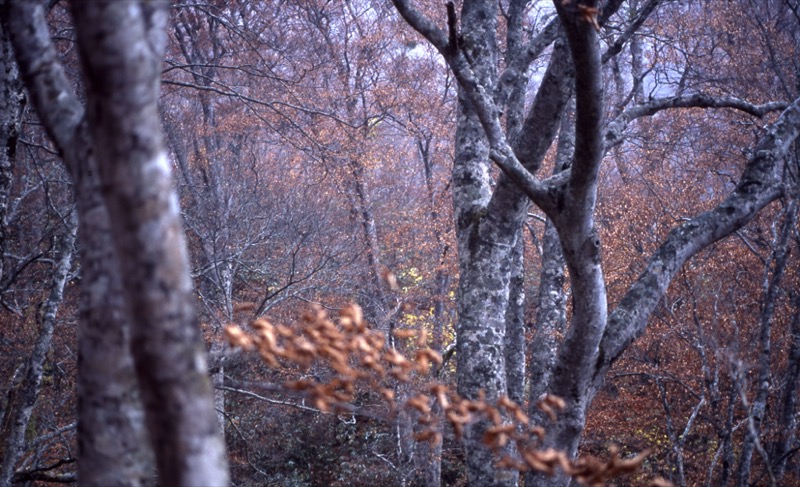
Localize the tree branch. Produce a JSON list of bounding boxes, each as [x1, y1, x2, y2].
[[4, 0, 83, 161], [606, 95, 788, 149], [601, 0, 661, 64], [393, 0, 556, 209], [554, 0, 605, 219], [596, 96, 800, 386], [390, 0, 449, 52]]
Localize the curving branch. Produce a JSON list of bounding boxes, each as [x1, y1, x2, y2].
[[390, 0, 449, 52], [596, 95, 800, 387], [554, 0, 605, 211], [4, 0, 83, 160], [606, 95, 789, 148]]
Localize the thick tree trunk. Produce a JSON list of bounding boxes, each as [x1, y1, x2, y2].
[[453, 116, 521, 487], [6, 2, 159, 484], [0, 214, 76, 486], [449, 3, 576, 484], [74, 156, 154, 486], [69, 2, 229, 484], [450, 25, 523, 477]]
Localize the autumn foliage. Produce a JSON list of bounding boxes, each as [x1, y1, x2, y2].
[[225, 303, 664, 486], [1, 0, 800, 486]]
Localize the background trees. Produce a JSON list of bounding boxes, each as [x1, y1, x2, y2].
[[0, 0, 799, 486]]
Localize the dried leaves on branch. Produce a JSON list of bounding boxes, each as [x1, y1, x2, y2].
[[226, 304, 672, 486]]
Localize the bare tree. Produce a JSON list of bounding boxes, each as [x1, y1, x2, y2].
[[0, 211, 75, 486], [391, 0, 800, 484]]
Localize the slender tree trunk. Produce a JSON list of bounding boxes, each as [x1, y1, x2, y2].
[[526, 97, 573, 412], [349, 158, 390, 317], [0, 13, 22, 287], [504, 236, 526, 406], [720, 386, 737, 486], [735, 199, 796, 486], [773, 295, 800, 479], [410, 136, 447, 487], [0, 213, 76, 486]]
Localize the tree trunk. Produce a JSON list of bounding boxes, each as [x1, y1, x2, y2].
[[6, 2, 161, 484], [0, 12, 22, 288], [773, 295, 800, 480], [69, 2, 229, 484], [393, 2, 797, 485], [415, 134, 448, 487], [450, 24, 524, 475], [735, 199, 796, 487], [0, 213, 76, 486], [523, 108, 572, 487], [74, 154, 154, 486], [504, 235, 526, 406]]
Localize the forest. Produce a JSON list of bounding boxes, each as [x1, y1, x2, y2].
[[1, 0, 799, 486]]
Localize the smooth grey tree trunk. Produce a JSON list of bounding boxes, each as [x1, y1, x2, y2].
[[74, 154, 154, 487], [8, 1, 229, 484], [523, 104, 573, 487]]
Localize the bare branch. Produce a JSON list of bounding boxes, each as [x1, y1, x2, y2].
[[606, 95, 789, 149], [5, 0, 83, 158], [390, 0, 449, 52], [601, 0, 661, 64], [393, 0, 557, 209], [597, 96, 800, 384]]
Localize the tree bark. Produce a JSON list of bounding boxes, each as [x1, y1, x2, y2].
[[8, 1, 228, 484], [75, 156, 154, 486], [70, 2, 229, 484], [504, 235, 526, 406], [392, 3, 573, 483], [0, 213, 76, 486], [735, 199, 796, 487], [394, 1, 797, 485], [6, 2, 155, 484], [0, 10, 22, 288], [773, 294, 800, 479]]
